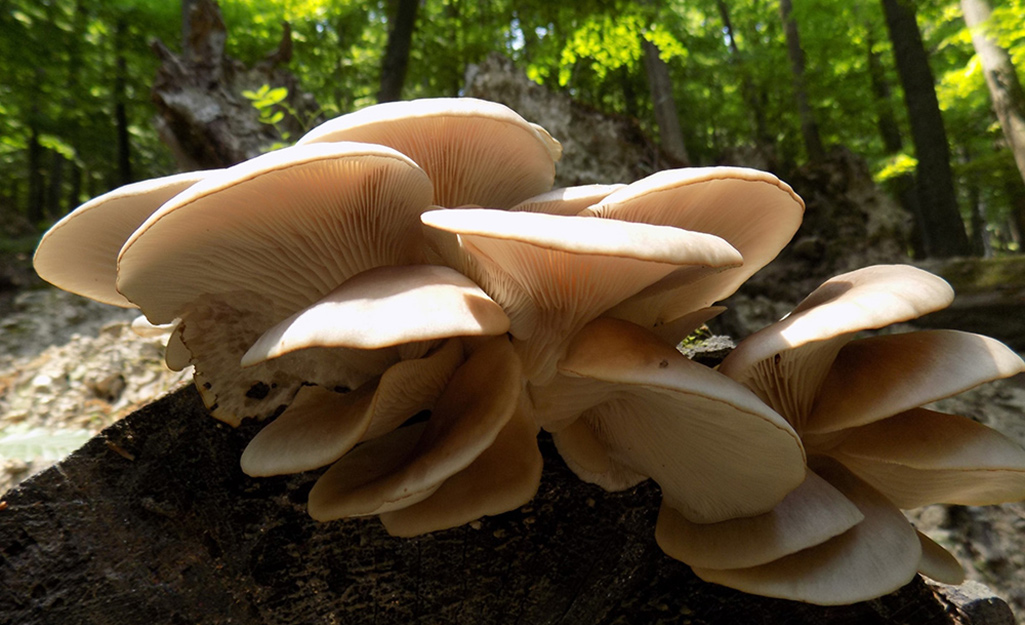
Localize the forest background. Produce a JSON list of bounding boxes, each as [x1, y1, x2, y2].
[[1, 0, 1025, 263]]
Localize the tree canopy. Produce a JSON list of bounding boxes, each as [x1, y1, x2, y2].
[[2, 0, 1024, 255]]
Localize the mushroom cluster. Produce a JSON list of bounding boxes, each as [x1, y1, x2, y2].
[[34, 97, 1025, 605]]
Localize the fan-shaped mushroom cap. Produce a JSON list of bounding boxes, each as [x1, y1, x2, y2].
[[693, 457, 922, 605], [307, 336, 521, 520], [719, 265, 954, 430], [805, 330, 1025, 434], [240, 339, 465, 476], [118, 142, 434, 324], [655, 469, 863, 569], [916, 530, 965, 585], [584, 167, 805, 328], [242, 265, 509, 366], [829, 407, 1025, 508], [34, 171, 208, 307], [298, 98, 561, 209], [510, 184, 625, 215], [421, 208, 742, 383], [379, 401, 543, 537], [545, 318, 805, 523]]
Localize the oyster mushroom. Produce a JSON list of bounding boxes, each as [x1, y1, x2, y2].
[[671, 264, 1025, 604], [298, 97, 562, 209]]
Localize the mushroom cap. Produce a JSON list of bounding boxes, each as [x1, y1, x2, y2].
[[242, 264, 509, 366], [510, 184, 625, 215], [655, 469, 863, 569], [379, 401, 542, 537], [718, 265, 955, 430], [830, 407, 1025, 508], [34, 170, 208, 307], [916, 530, 965, 585], [298, 97, 561, 209], [240, 338, 465, 476], [805, 329, 1025, 434], [586, 167, 805, 326], [550, 318, 805, 523], [692, 456, 922, 605], [422, 208, 742, 382], [118, 142, 434, 324], [307, 336, 521, 520]]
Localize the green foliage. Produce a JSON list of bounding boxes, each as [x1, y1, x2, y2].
[[1, 0, 1023, 253]]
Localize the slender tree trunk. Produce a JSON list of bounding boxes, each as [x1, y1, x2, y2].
[[378, 0, 419, 103], [114, 18, 134, 186], [961, 0, 1025, 186], [867, 31, 926, 258], [27, 123, 45, 225], [717, 0, 773, 152], [880, 0, 971, 257], [779, 0, 825, 162], [641, 38, 690, 166], [46, 151, 65, 220]]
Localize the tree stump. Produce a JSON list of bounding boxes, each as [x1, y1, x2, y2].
[[0, 385, 1008, 624]]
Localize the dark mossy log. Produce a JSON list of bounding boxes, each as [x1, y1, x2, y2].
[[0, 385, 1004, 625]]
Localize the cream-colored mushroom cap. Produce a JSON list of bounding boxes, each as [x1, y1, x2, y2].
[[510, 184, 625, 215], [34, 171, 208, 307], [718, 265, 954, 429], [548, 318, 805, 523], [117, 142, 433, 324], [692, 457, 922, 605], [242, 264, 509, 366], [297, 98, 561, 208], [422, 208, 742, 382], [586, 167, 805, 326]]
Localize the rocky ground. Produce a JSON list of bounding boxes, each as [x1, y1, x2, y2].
[[0, 281, 191, 494]]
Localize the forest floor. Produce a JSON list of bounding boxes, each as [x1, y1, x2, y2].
[[2, 246, 1025, 620]]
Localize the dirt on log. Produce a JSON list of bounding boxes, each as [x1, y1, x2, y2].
[[0, 385, 1007, 625]]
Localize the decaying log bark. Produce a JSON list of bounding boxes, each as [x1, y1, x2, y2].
[[0, 385, 1011, 624], [150, 0, 316, 170]]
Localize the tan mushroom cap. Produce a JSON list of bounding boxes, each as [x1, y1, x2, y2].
[[552, 318, 805, 523], [805, 330, 1025, 434], [829, 407, 1025, 508], [510, 184, 625, 215], [655, 469, 863, 570], [241, 265, 509, 367], [916, 530, 965, 585], [118, 142, 434, 324], [379, 401, 543, 537], [550, 417, 648, 491], [693, 457, 922, 606], [718, 265, 954, 430], [240, 339, 464, 477], [307, 336, 521, 521], [298, 98, 561, 209], [34, 170, 208, 307], [585, 167, 805, 327], [421, 208, 742, 383]]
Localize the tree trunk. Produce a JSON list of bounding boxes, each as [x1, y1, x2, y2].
[[114, 18, 134, 186], [642, 37, 690, 166], [26, 123, 45, 225], [46, 151, 65, 220], [717, 0, 773, 153], [866, 31, 926, 258], [0, 385, 1010, 624], [151, 0, 316, 170], [880, 0, 972, 258], [960, 0, 1025, 186], [779, 0, 825, 162], [377, 0, 419, 103]]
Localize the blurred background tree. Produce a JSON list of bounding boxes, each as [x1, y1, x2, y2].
[[2, 0, 1024, 257]]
